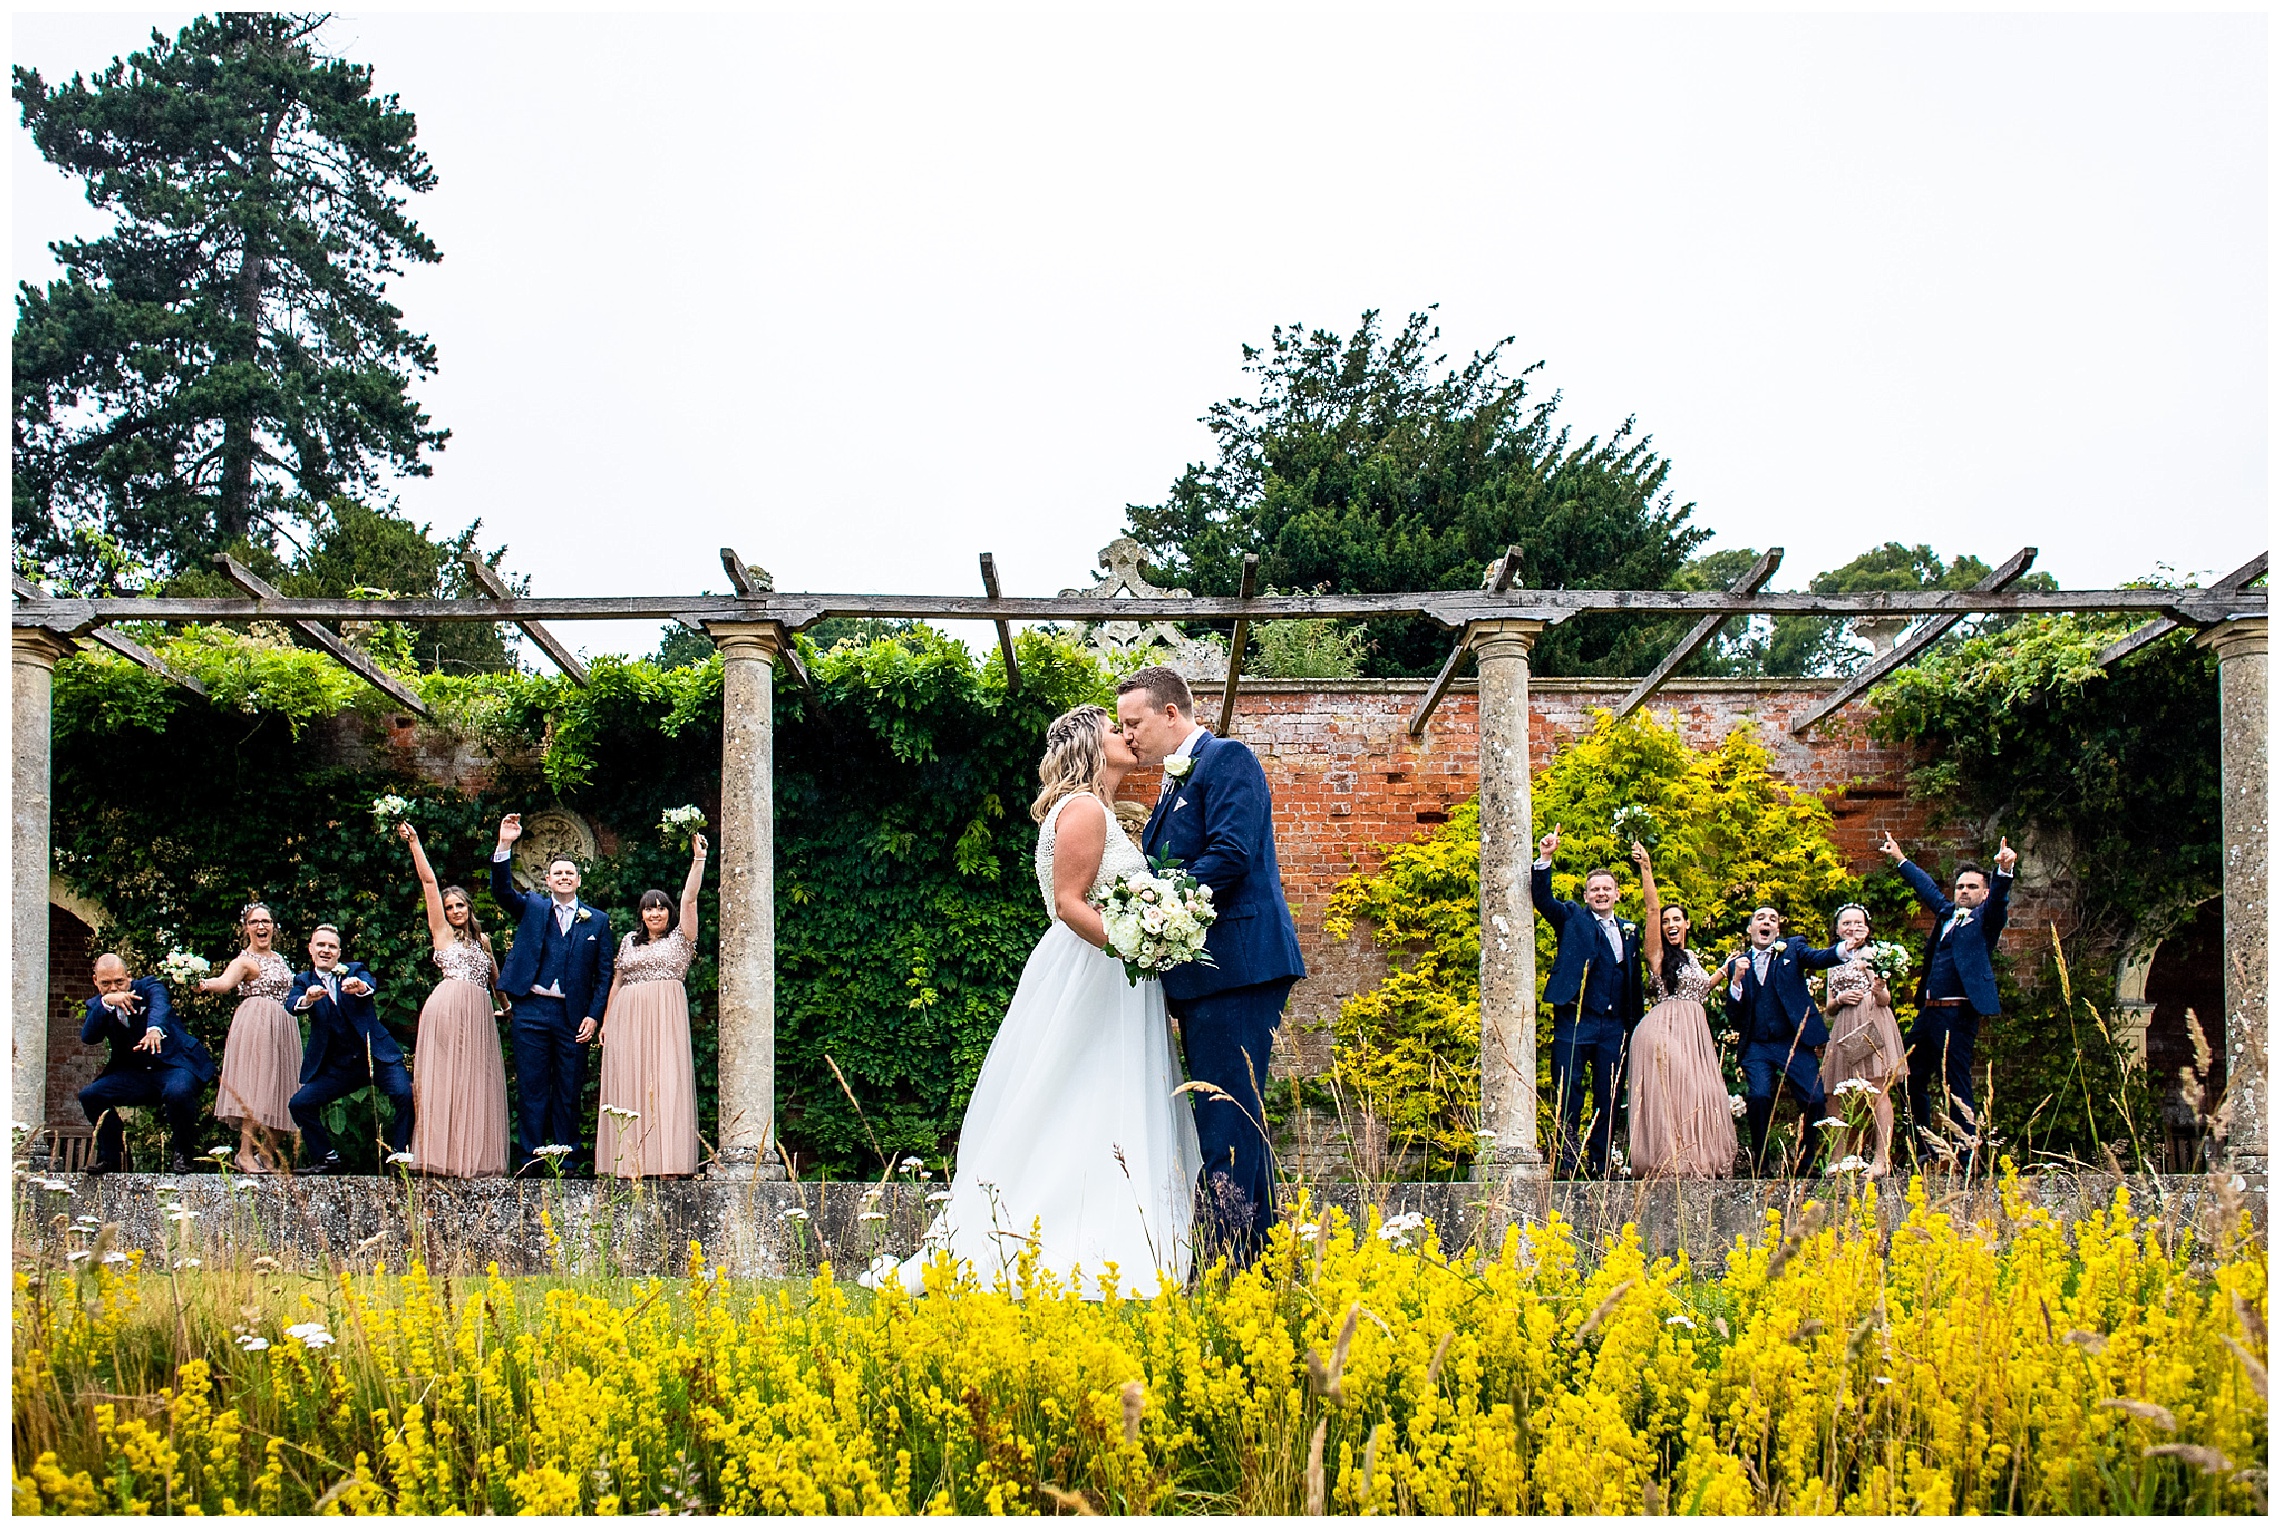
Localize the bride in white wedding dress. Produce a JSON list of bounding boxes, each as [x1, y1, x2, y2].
[[897, 704, 1202, 1298]]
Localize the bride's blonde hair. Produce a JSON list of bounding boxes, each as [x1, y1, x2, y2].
[[1031, 704, 1111, 823]]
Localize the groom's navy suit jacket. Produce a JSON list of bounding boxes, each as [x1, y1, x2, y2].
[[1898, 860, 2012, 1017], [81, 978, 217, 1084], [1142, 731, 1306, 1001], [491, 859, 615, 1022], [289, 962, 401, 1083]]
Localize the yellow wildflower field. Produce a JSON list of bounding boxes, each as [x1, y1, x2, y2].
[[12, 1173, 2266, 1515]]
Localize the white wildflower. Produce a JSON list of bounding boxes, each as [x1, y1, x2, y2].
[[858, 1211, 887, 1223], [1825, 1155, 1871, 1175], [66, 1250, 90, 1263], [208, 1145, 235, 1159], [164, 1206, 200, 1222], [236, 1335, 271, 1351], [926, 1190, 952, 1204], [777, 1206, 810, 1221], [173, 1258, 202, 1269], [1815, 1117, 1849, 1131], [386, 1151, 416, 1165], [533, 1144, 573, 1158], [600, 1106, 639, 1122], [101, 1251, 129, 1264], [1665, 1313, 1697, 1328]]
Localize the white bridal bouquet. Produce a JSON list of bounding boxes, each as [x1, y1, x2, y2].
[[659, 804, 708, 848], [1091, 858, 1217, 987], [1860, 940, 1913, 983], [371, 794, 413, 832], [159, 949, 211, 987], [1609, 803, 1660, 850]]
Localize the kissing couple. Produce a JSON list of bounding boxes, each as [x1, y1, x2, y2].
[[895, 665, 1307, 1296]]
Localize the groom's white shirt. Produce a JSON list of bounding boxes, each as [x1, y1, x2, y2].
[[1158, 726, 1204, 797]]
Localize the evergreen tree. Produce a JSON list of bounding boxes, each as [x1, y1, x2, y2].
[[1120, 309, 1710, 677], [13, 13, 446, 587]]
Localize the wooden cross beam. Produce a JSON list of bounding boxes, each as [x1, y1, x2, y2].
[[460, 554, 587, 684], [717, 549, 816, 715], [1216, 553, 1261, 738], [2093, 551, 2269, 668], [12, 573, 208, 694], [211, 553, 431, 716], [718, 547, 772, 597], [979, 553, 1020, 697], [1788, 547, 2038, 737], [1408, 546, 1521, 738], [1615, 548, 1784, 721]]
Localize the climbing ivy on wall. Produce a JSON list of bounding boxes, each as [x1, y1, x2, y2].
[[49, 623, 1109, 1175]]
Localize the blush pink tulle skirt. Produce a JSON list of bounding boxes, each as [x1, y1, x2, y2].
[[216, 996, 301, 1169], [596, 978, 699, 1179], [1627, 997, 1739, 1179], [409, 977, 509, 1178]]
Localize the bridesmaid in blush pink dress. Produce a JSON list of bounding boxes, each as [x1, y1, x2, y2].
[[1624, 843, 1741, 1179], [198, 902, 302, 1172], [398, 822, 509, 1178], [596, 835, 706, 1179]]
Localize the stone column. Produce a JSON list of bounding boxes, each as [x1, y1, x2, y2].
[[1470, 619, 1549, 1181], [2196, 616, 2266, 1171], [709, 623, 788, 1180], [13, 629, 70, 1137]]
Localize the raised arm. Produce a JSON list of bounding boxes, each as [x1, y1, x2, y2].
[[679, 833, 708, 943], [1050, 795, 1112, 948], [490, 814, 535, 919], [400, 822, 452, 949], [197, 951, 262, 995], [1630, 841, 1665, 987]]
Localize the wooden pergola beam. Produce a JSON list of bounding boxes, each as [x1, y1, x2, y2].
[[211, 553, 431, 716], [14, 573, 210, 694], [1615, 547, 1784, 720], [1788, 546, 2038, 737], [460, 554, 587, 685], [1215, 553, 1261, 737], [2094, 552, 2269, 668], [717, 551, 815, 716], [10, 580, 2268, 634], [979, 553, 1020, 697], [1409, 546, 1521, 738], [719, 547, 772, 598]]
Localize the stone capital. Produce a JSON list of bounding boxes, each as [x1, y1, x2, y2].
[[708, 621, 785, 662], [12, 628, 74, 670], [1466, 618, 1546, 662], [2194, 615, 2268, 663]]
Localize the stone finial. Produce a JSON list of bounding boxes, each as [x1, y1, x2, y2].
[[1059, 539, 1228, 681]]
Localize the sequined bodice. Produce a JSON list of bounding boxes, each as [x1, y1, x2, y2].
[[237, 950, 293, 1001], [1035, 793, 1147, 917], [1654, 949, 1719, 1006], [1827, 950, 1876, 1006], [433, 939, 495, 987], [617, 928, 693, 986]]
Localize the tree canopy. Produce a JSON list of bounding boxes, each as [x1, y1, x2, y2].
[[13, 12, 446, 587], [1121, 309, 1710, 677]]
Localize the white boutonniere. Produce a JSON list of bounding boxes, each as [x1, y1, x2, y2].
[[576, 908, 592, 923], [1164, 754, 1195, 781]]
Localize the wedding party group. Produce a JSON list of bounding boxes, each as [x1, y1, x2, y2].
[[1537, 825, 2017, 1184], [71, 814, 711, 1182]]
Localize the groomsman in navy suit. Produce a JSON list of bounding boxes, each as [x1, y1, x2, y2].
[[1120, 666, 1307, 1268], [77, 953, 218, 1174], [492, 814, 616, 1174], [288, 925, 414, 1173], [1882, 832, 2017, 1163], [1530, 827, 1645, 1178], [1719, 907, 1848, 1176]]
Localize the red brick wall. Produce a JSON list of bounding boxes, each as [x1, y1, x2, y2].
[[46, 904, 101, 1125], [1110, 678, 2060, 1076]]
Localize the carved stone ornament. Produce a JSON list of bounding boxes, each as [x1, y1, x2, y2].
[[510, 808, 599, 890], [1059, 537, 1229, 681]]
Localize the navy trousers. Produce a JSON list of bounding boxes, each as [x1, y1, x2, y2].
[[290, 1057, 414, 1163], [509, 993, 588, 1171], [80, 1068, 203, 1165], [1171, 978, 1291, 1269], [1549, 1007, 1629, 1178], [1906, 1006, 1982, 1151], [1741, 1039, 1825, 1175]]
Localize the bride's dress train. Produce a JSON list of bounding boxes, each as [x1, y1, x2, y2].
[[899, 792, 1201, 1297]]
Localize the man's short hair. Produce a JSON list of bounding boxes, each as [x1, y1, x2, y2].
[[310, 924, 341, 942], [1583, 867, 1619, 887], [1116, 665, 1193, 716], [1751, 906, 1782, 922], [1954, 861, 1989, 885], [548, 858, 579, 874]]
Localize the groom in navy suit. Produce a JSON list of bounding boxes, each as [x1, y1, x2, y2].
[[1119, 666, 1307, 1268], [287, 925, 414, 1173], [1720, 907, 1847, 1176], [1529, 828, 1646, 1178], [77, 952, 218, 1174], [1882, 832, 2017, 1163], [493, 814, 616, 1174]]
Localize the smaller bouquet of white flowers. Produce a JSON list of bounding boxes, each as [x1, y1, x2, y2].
[[1860, 941, 1913, 983], [159, 949, 211, 988], [371, 794, 413, 833], [1091, 856, 1217, 987], [1609, 803, 1660, 851], [659, 804, 708, 849]]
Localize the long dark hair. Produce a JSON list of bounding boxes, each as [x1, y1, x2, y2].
[[439, 884, 493, 961], [630, 889, 674, 946]]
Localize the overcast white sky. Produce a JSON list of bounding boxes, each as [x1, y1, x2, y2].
[[12, 5, 2270, 661]]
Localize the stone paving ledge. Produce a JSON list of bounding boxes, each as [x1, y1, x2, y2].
[[12, 1171, 2263, 1281]]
